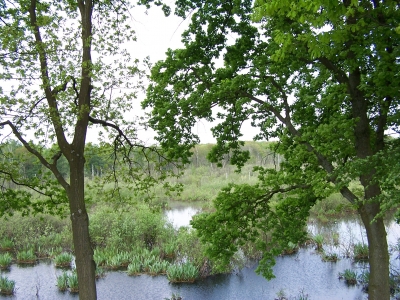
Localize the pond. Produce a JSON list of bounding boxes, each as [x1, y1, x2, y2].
[[1, 206, 400, 300]]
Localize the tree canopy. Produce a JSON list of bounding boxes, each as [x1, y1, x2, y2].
[[144, 0, 400, 299], [0, 0, 175, 299]]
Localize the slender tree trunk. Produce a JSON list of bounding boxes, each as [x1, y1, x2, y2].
[[358, 201, 390, 300], [68, 154, 97, 300]]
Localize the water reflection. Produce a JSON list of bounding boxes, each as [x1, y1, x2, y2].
[[2, 208, 400, 300], [3, 250, 366, 300], [165, 202, 200, 228]]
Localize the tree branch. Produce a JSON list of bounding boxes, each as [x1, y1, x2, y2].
[[0, 120, 69, 190], [28, 0, 70, 152]]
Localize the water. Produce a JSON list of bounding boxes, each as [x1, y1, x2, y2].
[[3, 252, 365, 300], [2, 207, 400, 300]]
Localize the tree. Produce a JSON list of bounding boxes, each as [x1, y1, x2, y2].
[[143, 0, 400, 299], [0, 1, 173, 299]]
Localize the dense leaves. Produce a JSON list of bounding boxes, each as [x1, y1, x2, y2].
[[145, 0, 399, 298]]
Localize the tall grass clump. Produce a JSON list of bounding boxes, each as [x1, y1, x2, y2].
[[312, 234, 324, 251], [353, 243, 369, 261], [0, 252, 12, 270], [68, 270, 79, 293], [0, 276, 15, 295], [166, 262, 199, 283], [0, 238, 14, 251], [127, 261, 141, 276], [54, 252, 74, 268], [56, 272, 69, 291], [339, 269, 358, 285], [16, 248, 36, 264]]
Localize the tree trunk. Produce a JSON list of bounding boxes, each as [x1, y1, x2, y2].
[[68, 157, 97, 300], [358, 201, 390, 300]]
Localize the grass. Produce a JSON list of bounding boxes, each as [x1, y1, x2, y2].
[[313, 234, 324, 251], [339, 269, 358, 285], [56, 271, 69, 291], [282, 241, 298, 255], [68, 270, 79, 293], [16, 248, 36, 264], [95, 267, 106, 279], [353, 243, 369, 261], [0, 252, 12, 270], [54, 252, 74, 268], [127, 261, 142, 276], [0, 238, 14, 251], [322, 252, 339, 262], [166, 262, 199, 283], [0, 276, 15, 295]]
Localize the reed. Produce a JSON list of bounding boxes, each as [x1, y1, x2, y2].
[[54, 252, 74, 268], [0, 276, 15, 295], [166, 262, 199, 283], [0, 252, 12, 270], [56, 272, 69, 291]]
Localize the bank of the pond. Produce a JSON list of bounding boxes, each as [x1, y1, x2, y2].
[[1, 205, 400, 299]]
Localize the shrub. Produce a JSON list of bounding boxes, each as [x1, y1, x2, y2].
[[313, 234, 324, 251], [95, 267, 106, 279], [353, 243, 369, 261], [322, 252, 339, 262], [16, 248, 36, 264], [56, 272, 69, 291], [0, 238, 14, 251], [68, 271, 79, 293], [0, 252, 12, 270], [54, 252, 74, 268], [339, 269, 358, 285], [127, 262, 141, 276], [166, 262, 199, 283], [0, 276, 15, 295]]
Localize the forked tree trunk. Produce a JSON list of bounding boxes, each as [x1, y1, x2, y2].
[[68, 156, 97, 300]]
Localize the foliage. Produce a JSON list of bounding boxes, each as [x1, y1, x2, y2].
[[0, 253, 12, 270], [56, 272, 69, 292], [144, 0, 399, 297], [0, 238, 14, 251], [322, 252, 339, 262], [16, 248, 36, 264], [166, 262, 199, 283], [0, 0, 179, 297], [89, 203, 174, 251], [68, 270, 79, 293], [339, 269, 358, 285], [0, 212, 72, 251], [313, 234, 324, 252], [0, 276, 15, 295], [353, 243, 369, 261], [54, 252, 74, 268]]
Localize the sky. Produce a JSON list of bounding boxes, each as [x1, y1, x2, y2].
[[90, 4, 259, 145]]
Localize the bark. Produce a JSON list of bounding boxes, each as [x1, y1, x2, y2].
[[67, 149, 97, 300], [349, 67, 390, 299], [358, 200, 390, 300]]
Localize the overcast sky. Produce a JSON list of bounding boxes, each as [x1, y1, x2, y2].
[[105, 5, 258, 145]]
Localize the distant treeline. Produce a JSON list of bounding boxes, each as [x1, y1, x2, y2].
[[0, 140, 279, 183]]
